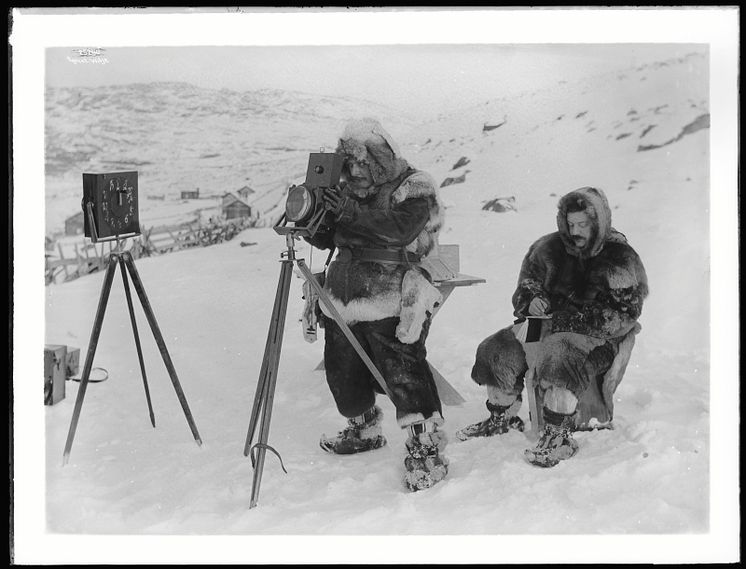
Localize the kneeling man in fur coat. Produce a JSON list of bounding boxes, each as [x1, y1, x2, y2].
[[457, 187, 648, 467], [305, 118, 448, 491]]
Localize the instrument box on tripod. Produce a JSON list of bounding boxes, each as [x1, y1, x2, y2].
[[82, 171, 140, 242], [44, 344, 67, 406]]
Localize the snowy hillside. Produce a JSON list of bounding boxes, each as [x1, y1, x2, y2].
[[45, 83, 410, 232], [405, 51, 709, 355], [43, 49, 713, 541]]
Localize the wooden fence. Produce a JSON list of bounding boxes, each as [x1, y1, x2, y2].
[[45, 217, 256, 285]]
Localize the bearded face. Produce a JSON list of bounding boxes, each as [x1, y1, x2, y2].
[[566, 210, 594, 250], [343, 159, 375, 197]]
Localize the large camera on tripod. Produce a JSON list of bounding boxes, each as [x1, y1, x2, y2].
[[274, 152, 344, 238]]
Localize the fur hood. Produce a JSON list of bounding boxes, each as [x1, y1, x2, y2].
[[336, 118, 410, 186], [556, 186, 624, 259]]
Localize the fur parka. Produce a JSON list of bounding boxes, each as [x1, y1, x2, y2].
[[307, 119, 444, 334], [512, 186, 648, 340]]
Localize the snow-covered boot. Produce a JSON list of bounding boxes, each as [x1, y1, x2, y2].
[[319, 406, 387, 455], [524, 408, 578, 468], [455, 399, 525, 441], [403, 422, 449, 492]]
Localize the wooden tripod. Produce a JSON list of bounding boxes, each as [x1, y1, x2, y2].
[[62, 247, 202, 464], [244, 233, 397, 508]]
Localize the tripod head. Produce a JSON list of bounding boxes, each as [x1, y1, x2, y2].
[[273, 208, 331, 240], [278, 231, 302, 260]]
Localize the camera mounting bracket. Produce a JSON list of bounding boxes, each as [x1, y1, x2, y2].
[[273, 206, 328, 238]]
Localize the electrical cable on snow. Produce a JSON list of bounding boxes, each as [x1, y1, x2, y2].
[[69, 367, 109, 383]]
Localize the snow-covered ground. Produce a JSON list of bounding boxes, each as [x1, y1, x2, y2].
[[13, 33, 739, 564]]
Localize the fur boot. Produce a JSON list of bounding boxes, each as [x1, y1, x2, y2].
[[319, 406, 387, 455], [403, 421, 449, 492], [524, 408, 579, 467], [455, 399, 525, 441]]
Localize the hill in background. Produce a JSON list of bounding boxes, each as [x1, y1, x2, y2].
[[45, 83, 410, 232]]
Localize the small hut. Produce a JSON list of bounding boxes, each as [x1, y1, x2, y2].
[[181, 188, 200, 199], [221, 192, 239, 208], [64, 211, 85, 236], [223, 199, 252, 220], [221, 193, 252, 220], [237, 185, 255, 200]]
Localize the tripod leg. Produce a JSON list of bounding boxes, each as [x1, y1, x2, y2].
[[248, 258, 294, 508], [243, 334, 271, 456], [118, 255, 156, 428], [63, 255, 118, 464], [244, 256, 296, 456], [121, 252, 202, 446], [295, 259, 394, 401]]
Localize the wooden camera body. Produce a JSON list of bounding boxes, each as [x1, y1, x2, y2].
[[274, 153, 344, 237], [82, 171, 140, 242]]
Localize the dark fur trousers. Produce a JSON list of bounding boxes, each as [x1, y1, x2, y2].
[[322, 315, 443, 425]]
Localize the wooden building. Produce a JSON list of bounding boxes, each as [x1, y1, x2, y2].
[[237, 185, 255, 200], [181, 189, 200, 199], [64, 211, 85, 236], [223, 198, 252, 220], [221, 192, 239, 208]]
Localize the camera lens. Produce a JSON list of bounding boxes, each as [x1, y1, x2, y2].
[[285, 185, 314, 223]]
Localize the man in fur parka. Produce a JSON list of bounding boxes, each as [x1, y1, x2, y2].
[[306, 118, 448, 491], [457, 186, 648, 467]]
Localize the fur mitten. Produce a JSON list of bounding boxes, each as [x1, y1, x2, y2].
[[396, 269, 442, 344]]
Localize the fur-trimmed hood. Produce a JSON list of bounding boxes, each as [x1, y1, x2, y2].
[[336, 118, 410, 186], [556, 186, 623, 259]]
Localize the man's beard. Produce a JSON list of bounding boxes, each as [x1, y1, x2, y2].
[[348, 180, 376, 198]]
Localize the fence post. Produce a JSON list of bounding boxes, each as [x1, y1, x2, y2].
[[73, 242, 82, 278], [57, 242, 68, 280], [165, 228, 178, 252], [82, 242, 90, 271]]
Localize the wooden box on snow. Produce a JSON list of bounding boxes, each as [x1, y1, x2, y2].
[[44, 344, 67, 406], [65, 347, 80, 377]]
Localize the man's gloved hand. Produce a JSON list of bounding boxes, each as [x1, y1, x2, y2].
[[322, 186, 357, 222], [528, 297, 549, 316]]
